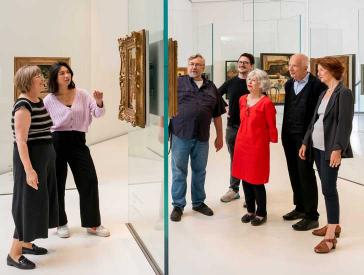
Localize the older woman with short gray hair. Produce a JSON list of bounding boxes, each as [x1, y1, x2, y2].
[[232, 68, 278, 226]]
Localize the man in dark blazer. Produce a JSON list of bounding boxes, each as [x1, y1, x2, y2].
[[282, 54, 327, 231]]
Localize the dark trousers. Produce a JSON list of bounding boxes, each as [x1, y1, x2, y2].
[[242, 181, 267, 217], [52, 131, 101, 227], [282, 133, 319, 220], [226, 126, 241, 191], [314, 149, 340, 224]]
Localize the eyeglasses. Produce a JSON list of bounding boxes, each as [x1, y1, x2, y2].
[[188, 62, 203, 67], [238, 61, 250, 65]]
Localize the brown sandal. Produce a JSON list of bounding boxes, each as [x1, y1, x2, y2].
[[312, 225, 341, 238], [314, 238, 337, 253]]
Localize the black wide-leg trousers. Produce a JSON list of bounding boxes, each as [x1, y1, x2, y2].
[[52, 131, 101, 228]]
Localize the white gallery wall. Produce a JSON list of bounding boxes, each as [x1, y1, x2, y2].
[[170, 0, 364, 111], [0, 0, 129, 173]]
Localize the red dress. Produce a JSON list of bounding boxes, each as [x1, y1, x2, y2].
[[232, 95, 278, 184]]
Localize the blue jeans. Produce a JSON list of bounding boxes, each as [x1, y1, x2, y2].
[[171, 134, 209, 209], [314, 149, 340, 224], [226, 126, 241, 191]]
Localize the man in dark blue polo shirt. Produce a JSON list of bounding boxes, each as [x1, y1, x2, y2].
[[170, 54, 225, 222]]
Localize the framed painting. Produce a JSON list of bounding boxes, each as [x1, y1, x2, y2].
[[177, 67, 187, 76], [310, 54, 356, 94], [118, 29, 146, 128], [14, 57, 70, 102], [225, 60, 238, 81], [260, 53, 293, 104], [168, 38, 178, 117]]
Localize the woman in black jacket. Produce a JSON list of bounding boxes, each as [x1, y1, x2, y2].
[[299, 56, 354, 253]]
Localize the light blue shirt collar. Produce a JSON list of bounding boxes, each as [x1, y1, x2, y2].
[[293, 72, 310, 95]]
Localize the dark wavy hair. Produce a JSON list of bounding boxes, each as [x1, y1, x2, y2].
[[48, 62, 76, 93], [239, 53, 255, 65]]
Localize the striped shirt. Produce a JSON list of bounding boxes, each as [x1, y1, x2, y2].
[[12, 98, 53, 143], [43, 88, 105, 133]]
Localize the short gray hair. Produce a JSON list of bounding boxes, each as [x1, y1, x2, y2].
[[187, 53, 205, 64], [247, 69, 270, 94]]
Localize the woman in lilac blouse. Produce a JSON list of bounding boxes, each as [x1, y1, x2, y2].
[[44, 62, 110, 238]]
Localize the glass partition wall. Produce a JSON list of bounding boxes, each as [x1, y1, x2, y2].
[[127, 0, 166, 274]]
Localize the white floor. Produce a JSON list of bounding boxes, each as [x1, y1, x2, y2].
[[0, 135, 155, 275], [169, 108, 364, 275], [1, 109, 363, 275]]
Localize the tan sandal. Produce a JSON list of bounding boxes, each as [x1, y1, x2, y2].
[[312, 225, 341, 238], [314, 238, 337, 253]]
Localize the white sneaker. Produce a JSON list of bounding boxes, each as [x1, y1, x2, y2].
[[220, 189, 240, 202], [57, 225, 70, 238], [87, 225, 110, 237]]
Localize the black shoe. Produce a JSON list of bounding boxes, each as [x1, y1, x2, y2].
[[7, 254, 36, 270], [251, 216, 267, 226], [292, 218, 319, 231], [241, 213, 255, 223], [22, 244, 48, 255], [192, 203, 214, 216], [282, 210, 305, 221], [170, 207, 183, 222]]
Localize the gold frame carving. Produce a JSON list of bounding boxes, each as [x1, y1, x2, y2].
[[168, 38, 178, 117], [14, 56, 70, 102], [118, 29, 146, 127]]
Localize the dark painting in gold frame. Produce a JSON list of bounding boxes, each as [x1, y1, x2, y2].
[[168, 38, 178, 117], [260, 53, 293, 105], [177, 67, 187, 77], [14, 57, 70, 102], [118, 29, 146, 128]]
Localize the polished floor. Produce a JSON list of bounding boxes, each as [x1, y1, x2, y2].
[[1, 109, 363, 275], [0, 135, 155, 275], [169, 107, 364, 275]]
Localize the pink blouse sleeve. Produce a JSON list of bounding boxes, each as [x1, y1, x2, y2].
[[264, 98, 278, 143], [87, 91, 105, 118]]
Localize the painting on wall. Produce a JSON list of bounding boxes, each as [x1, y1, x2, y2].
[[168, 38, 178, 117], [177, 67, 187, 76], [118, 29, 146, 128], [225, 60, 238, 81], [310, 54, 356, 96], [260, 53, 293, 104], [14, 57, 70, 101]]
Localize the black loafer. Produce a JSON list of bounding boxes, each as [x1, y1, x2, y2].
[[292, 219, 319, 231], [7, 254, 36, 269], [192, 203, 214, 216], [22, 244, 48, 255], [170, 207, 183, 222], [241, 213, 255, 223], [282, 210, 305, 221], [251, 216, 267, 226]]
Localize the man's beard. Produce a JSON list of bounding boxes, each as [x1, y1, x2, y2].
[[189, 71, 200, 78]]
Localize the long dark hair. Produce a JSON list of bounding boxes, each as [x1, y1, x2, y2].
[[48, 62, 76, 93]]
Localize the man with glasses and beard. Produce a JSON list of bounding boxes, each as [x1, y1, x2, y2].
[[169, 54, 225, 222], [219, 53, 254, 203]]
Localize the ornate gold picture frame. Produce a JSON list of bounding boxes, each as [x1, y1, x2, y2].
[[168, 38, 178, 117], [118, 29, 146, 127], [14, 57, 70, 102]]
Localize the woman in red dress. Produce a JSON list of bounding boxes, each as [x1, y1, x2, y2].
[[232, 69, 278, 226]]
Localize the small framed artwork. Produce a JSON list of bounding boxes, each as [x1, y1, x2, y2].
[[14, 56, 70, 102], [177, 67, 187, 77], [118, 29, 146, 128], [260, 53, 293, 104], [168, 38, 178, 117], [225, 60, 238, 81]]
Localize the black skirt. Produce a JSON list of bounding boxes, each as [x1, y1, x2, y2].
[[12, 142, 59, 242]]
